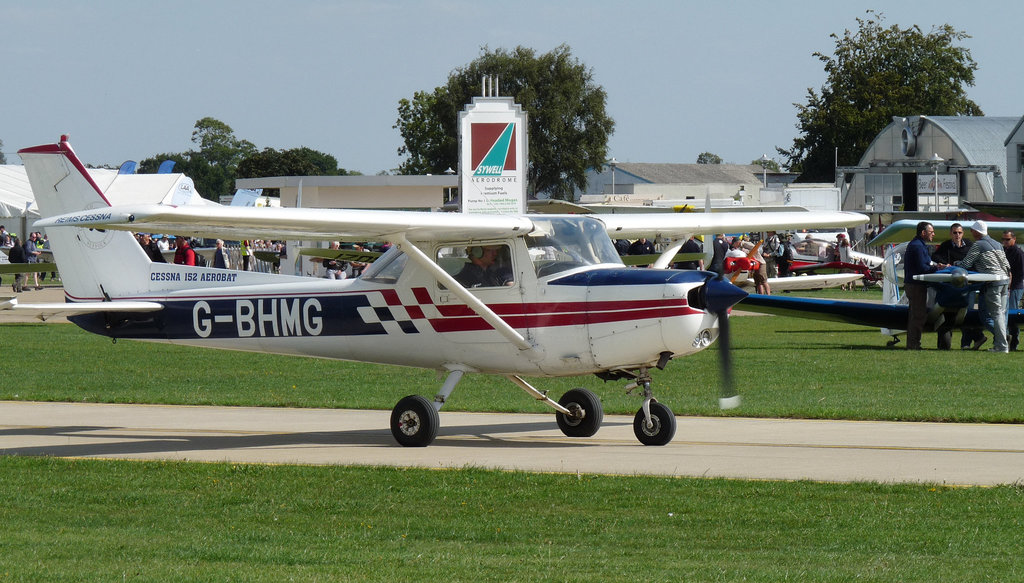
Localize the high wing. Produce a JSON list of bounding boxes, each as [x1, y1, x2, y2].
[[595, 211, 868, 241], [35, 204, 534, 244], [36, 203, 867, 250], [869, 219, 1024, 246]]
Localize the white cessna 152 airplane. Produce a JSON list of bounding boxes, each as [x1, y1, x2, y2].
[[17, 137, 866, 447]]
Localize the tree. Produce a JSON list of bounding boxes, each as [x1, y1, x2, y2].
[[237, 147, 351, 179], [137, 153, 188, 175], [0, 139, 6, 164], [191, 117, 256, 169], [395, 45, 615, 200], [696, 152, 722, 164], [139, 118, 257, 199], [781, 11, 982, 182]]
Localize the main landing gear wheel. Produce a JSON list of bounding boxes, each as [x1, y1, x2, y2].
[[555, 388, 603, 438], [391, 395, 439, 447], [633, 401, 676, 446]]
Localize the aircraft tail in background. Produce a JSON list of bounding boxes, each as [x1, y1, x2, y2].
[[19, 137, 154, 301]]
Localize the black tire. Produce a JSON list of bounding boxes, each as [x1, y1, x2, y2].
[[391, 395, 439, 447], [633, 401, 676, 446], [556, 388, 603, 437]]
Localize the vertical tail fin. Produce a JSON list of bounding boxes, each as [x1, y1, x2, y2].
[[19, 137, 153, 300]]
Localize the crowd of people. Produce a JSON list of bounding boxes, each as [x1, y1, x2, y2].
[[616, 231, 813, 295], [905, 220, 1023, 352]]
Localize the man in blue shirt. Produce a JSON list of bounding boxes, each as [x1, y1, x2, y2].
[[904, 221, 946, 349]]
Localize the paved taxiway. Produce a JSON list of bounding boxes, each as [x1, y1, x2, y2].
[[2, 401, 1022, 485]]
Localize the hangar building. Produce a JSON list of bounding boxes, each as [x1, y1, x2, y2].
[[838, 116, 1020, 213]]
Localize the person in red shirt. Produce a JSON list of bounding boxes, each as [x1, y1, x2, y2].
[[173, 236, 196, 266]]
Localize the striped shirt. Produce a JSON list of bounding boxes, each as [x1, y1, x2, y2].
[[956, 235, 1010, 278]]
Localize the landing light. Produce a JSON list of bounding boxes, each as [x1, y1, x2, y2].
[[692, 329, 712, 348]]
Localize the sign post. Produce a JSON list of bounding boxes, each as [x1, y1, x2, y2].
[[458, 77, 528, 215]]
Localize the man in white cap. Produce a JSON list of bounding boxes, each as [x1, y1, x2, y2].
[[957, 220, 1012, 352]]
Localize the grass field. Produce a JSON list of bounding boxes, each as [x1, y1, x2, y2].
[[2, 306, 1023, 581], [2, 458, 1022, 581]]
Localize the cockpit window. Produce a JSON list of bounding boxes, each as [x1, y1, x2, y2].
[[436, 244, 515, 289], [525, 216, 622, 277]]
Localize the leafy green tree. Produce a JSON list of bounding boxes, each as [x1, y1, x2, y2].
[[137, 153, 188, 175], [782, 11, 982, 182], [191, 117, 256, 169], [139, 118, 257, 199], [236, 147, 351, 179], [696, 152, 722, 164], [395, 45, 615, 200]]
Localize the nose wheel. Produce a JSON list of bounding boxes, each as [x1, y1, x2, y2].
[[624, 373, 677, 446], [633, 400, 676, 446]]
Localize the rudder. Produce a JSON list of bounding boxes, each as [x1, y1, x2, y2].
[[19, 137, 153, 300]]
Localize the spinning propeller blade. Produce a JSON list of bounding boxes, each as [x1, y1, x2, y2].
[[716, 307, 739, 409], [704, 275, 746, 409]]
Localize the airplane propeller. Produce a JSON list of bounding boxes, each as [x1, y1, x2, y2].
[[703, 275, 746, 409]]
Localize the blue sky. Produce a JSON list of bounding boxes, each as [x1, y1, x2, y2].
[[3, 0, 1021, 174]]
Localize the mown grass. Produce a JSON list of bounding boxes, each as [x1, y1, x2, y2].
[[2, 308, 1023, 581], [2, 311, 1021, 423], [1, 457, 1022, 582]]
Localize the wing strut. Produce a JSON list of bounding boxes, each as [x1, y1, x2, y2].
[[393, 234, 535, 353], [651, 238, 686, 269]]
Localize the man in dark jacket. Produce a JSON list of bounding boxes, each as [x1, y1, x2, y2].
[[904, 222, 946, 350], [139, 233, 167, 263], [8, 236, 27, 293], [1001, 230, 1024, 350], [932, 223, 980, 349], [675, 236, 703, 270], [709, 234, 728, 276]]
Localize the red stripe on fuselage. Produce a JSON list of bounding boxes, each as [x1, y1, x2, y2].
[[427, 305, 700, 333], [432, 298, 687, 318]]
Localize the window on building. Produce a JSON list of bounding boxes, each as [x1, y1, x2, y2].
[[864, 174, 902, 212]]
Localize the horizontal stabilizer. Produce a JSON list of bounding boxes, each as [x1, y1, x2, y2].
[[0, 296, 163, 321]]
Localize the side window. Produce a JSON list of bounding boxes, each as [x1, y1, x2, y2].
[[436, 244, 515, 289]]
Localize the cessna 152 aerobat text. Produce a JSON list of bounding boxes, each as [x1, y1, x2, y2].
[[16, 137, 866, 446]]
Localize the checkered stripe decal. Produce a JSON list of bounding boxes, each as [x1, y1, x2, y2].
[[355, 289, 429, 334]]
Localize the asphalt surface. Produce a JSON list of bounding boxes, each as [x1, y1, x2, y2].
[[2, 400, 1022, 486]]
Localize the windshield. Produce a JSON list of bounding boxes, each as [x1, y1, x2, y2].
[[360, 247, 407, 284], [525, 216, 621, 277]]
